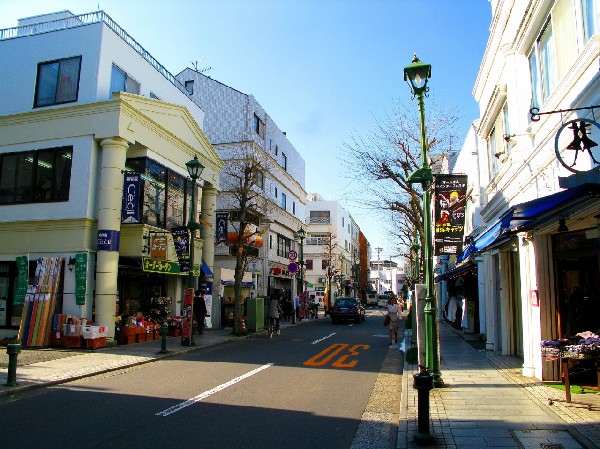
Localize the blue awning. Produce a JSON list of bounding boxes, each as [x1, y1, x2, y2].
[[201, 259, 213, 277], [458, 183, 600, 262]]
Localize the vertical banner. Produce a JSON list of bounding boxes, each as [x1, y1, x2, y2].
[[171, 227, 190, 272], [150, 234, 168, 260], [75, 253, 87, 305], [215, 212, 228, 244], [14, 256, 29, 305], [121, 173, 141, 224], [434, 174, 468, 256], [181, 287, 194, 343]]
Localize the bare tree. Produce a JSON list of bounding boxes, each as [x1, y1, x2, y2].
[[321, 232, 338, 311], [220, 148, 273, 335], [340, 96, 461, 270]]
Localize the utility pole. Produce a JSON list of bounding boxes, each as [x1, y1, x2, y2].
[[375, 247, 383, 294]]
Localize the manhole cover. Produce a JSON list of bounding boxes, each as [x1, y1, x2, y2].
[[511, 430, 584, 449]]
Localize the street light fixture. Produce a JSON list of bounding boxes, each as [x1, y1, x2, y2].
[[404, 54, 442, 387], [295, 227, 305, 325], [184, 155, 204, 346]]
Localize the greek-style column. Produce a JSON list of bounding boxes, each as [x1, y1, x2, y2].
[[96, 137, 128, 340]]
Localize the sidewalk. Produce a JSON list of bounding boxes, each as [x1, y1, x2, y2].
[[399, 322, 600, 449], [0, 324, 280, 395]]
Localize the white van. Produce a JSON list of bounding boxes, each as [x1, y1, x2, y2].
[[366, 292, 377, 306]]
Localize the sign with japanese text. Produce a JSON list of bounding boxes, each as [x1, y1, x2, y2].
[[215, 212, 228, 244], [171, 227, 190, 273], [142, 258, 200, 276], [150, 235, 168, 260], [434, 174, 468, 256], [14, 256, 28, 305], [75, 252, 87, 305]]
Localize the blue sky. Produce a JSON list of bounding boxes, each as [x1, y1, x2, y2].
[[0, 0, 492, 261]]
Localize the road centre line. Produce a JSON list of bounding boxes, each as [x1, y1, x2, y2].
[[156, 363, 274, 417], [311, 333, 336, 345]]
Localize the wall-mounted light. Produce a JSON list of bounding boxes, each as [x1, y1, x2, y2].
[[68, 257, 76, 271]]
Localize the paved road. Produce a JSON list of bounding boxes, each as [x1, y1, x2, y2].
[[0, 310, 404, 449]]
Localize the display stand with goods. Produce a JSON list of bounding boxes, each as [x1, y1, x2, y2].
[[18, 257, 63, 348]]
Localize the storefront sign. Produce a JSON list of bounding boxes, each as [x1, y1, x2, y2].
[[142, 258, 199, 276], [75, 253, 87, 305], [150, 235, 168, 260], [181, 287, 194, 343], [121, 173, 141, 224], [14, 256, 28, 305], [97, 230, 120, 251], [434, 174, 468, 255]]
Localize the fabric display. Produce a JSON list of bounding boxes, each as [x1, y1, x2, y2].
[[540, 331, 600, 359]]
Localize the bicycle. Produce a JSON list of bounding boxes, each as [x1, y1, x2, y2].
[[267, 317, 280, 338]]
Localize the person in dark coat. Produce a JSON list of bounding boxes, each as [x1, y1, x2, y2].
[[194, 290, 208, 334]]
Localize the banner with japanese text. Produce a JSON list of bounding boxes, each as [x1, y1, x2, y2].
[[171, 227, 190, 273], [434, 174, 468, 256], [215, 212, 228, 244]]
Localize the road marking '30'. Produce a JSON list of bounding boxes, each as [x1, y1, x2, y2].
[[303, 343, 370, 368]]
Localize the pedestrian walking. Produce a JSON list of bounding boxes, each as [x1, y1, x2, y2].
[[387, 297, 400, 348]]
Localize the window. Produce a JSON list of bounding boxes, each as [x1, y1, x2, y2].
[[582, 0, 599, 42], [0, 147, 72, 204], [487, 126, 499, 177], [342, 217, 345, 227], [310, 210, 330, 224], [124, 157, 192, 229], [274, 186, 278, 198], [253, 114, 265, 138], [185, 80, 194, 95], [275, 145, 278, 156], [34, 56, 81, 107], [277, 234, 291, 257], [254, 170, 264, 189], [110, 64, 140, 96], [270, 234, 273, 249], [281, 192, 287, 210], [282, 152, 287, 171], [292, 201, 296, 214], [305, 259, 313, 270], [322, 259, 329, 270]]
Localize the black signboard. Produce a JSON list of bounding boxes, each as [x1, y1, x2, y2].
[[434, 174, 468, 256]]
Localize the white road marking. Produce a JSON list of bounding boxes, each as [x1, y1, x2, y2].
[[156, 363, 274, 416], [311, 333, 336, 345]]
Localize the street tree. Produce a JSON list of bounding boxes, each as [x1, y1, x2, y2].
[[340, 97, 461, 270], [220, 148, 273, 335], [321, 232, 338, 311]]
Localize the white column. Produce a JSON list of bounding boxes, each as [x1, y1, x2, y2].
[[96, 137, 128, 341]]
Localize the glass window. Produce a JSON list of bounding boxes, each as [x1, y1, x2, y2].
[[34, 56, 81, 107], [0, 147, 72, 204], [292, 201, 296, 214], [529, 51, 542, 110], [110, 64, 140, 96], [141, 159, 167, 228], [487, 127, 499, 177], [305, 259, 313, 270], [582, 0, 599, 41], [277, 234, 291, 257], [281, 192, 287, 210], [185, 80, 194, 95], [167, 171, 186, 229], [539, 21, 557, 100], [282, 152, 287, 171], [322, 259, 329, 270], [310, 210, 331, 224], [253, 114, 265, 138]]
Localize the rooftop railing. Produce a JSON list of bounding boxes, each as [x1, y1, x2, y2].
[[0, 10, 188, 95]]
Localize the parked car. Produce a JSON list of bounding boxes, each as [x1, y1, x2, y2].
[[330, 297, 365, 324], [377, 295, 389, 308]]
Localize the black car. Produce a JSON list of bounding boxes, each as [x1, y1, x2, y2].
[[330, 297, 365, 324]]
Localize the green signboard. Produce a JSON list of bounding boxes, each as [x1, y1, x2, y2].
[[75, 253, 87, 305], [14, 256, 28, 305], [142, 257, 199, 276]]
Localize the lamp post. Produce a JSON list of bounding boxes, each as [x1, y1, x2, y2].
[[185, 155, 204, 346], [295, 227, 305, 324], [404, 54, 442, 386]]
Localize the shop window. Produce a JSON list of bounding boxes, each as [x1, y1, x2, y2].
[[34, 56, 81, 107], [0, 147, 72, 204]]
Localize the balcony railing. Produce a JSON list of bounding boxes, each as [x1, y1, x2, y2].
[[0, 11, 188, 95]]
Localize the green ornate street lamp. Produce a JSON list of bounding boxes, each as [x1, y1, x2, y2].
[[185, 155, 204, 346], [295, 227, 306, 325], [404, 54, 442, 386]]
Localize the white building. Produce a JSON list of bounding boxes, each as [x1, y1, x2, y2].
[[176, 69, 307, 326], [448, 0, 599, 382], [0, 10, 223, 340]]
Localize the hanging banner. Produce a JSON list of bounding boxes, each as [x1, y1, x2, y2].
[[171, 227, 190, 273], [121, 173, 141, 224], [75, 253, 87, 305], [14, 256, 28, 305], [434, 174, 468, 256], [181, 287, 194, 344], [215, 212, 228, 244]]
